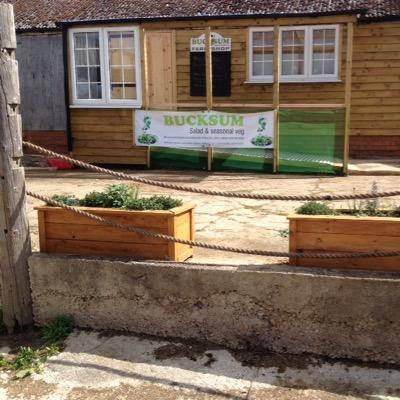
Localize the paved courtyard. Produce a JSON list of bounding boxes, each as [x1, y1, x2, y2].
[[1, 329, 400, 400], [26, 169, 400, 264]]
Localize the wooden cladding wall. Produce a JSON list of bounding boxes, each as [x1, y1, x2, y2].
[[71, 108, 147, 165], [351, 22, 400, 137], [175, 20, 348, 106]]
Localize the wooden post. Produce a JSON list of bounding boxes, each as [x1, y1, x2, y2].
[[272, 25, 281, 173], [0, 3, 33, 331], [343, 22, 354, 175], [141, 28, 151, 168], [205, 27, 213, 171]]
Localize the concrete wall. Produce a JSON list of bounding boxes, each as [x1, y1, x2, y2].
[[16, 32, 67, 132], [29, 253, 400, 364]]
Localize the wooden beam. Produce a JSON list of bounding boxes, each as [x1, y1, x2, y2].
[[205, 27, 213, 171], [272, 25, 281, 173], [141, 28, 151, 168], [279, 103, 346, 109], [0, 3, 33, 332], [343, 22, 354, 175]]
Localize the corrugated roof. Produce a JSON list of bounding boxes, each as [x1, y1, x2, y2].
[[3, 0, 400, 31]]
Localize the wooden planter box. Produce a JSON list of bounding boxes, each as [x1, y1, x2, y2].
[[288, 214, 400, 272], [36, 204, 195, 262]]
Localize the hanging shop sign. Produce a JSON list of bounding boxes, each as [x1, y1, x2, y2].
[[190, 32, 232, 52], [135, 110, 274, 148], [190, 32, 232, 97]]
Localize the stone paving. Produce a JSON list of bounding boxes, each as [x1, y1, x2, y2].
[[1, 330, 399, 399]]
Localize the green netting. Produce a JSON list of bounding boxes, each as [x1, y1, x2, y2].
[[212, 148, 273, 172], [150, 109, 344, 174], [150, 147, 208, 170], [278, 109, 345, 175]]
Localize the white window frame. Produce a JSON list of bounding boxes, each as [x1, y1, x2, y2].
[[248, 27, 274, 83], [69, 26, 142, 108], [248, 24, 340, 83]]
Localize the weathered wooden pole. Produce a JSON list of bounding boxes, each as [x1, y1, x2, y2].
[[0, 3, 33, 331]]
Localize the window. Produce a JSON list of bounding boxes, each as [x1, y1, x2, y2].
[[248, 25, 340, 83], [70, 27, 142, 107]]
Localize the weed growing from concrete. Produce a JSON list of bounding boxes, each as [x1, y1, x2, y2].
[[0, 315, 74, 379]]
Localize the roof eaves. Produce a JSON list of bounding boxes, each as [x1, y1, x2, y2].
[[57, 9, 366, 28]]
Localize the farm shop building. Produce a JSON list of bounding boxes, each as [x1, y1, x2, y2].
[[10, 0, 400, 174]]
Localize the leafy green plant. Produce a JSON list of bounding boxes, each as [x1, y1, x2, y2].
[[80, 184, 139, 208], [49, 195, 79, 206], [42, 315, 74, 346], [251, 135, 272, 147], [124, 195, 183, 211], [278, 228, 289, 238], [391, 206, 400, 218], [49, 184, 182, 211], [0, 315, 74, 379], [296, 201, 335, 216]]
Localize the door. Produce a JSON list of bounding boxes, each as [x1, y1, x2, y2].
[[146, 31, 177, 109]]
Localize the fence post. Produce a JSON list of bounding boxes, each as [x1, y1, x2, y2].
[[0, 3, 33, 331]]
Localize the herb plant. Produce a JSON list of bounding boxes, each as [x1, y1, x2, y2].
[[251, 135, 272, 147], [48, 184, 182, 211], [296, 201, 335, 215], [137, 133, 157, 145]]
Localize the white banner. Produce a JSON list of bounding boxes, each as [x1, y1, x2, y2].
[[135, 110, 274, 148]]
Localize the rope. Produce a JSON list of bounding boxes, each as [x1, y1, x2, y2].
[[23, 141, 400, 202], [27, 190, 400, 259]]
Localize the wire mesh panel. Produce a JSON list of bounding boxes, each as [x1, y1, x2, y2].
[[278, 109, 345, 175], [150, 147, 208, 170], [212, 148, 273, 172]]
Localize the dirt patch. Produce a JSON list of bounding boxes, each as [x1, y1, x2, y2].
[[0, 328, 43, 354], [154, 343, 215, 365], [66, 383, 244, 400], [3, 377, 57, 400]]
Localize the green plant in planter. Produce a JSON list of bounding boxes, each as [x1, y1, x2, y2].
[[296, 201, 335, 215], [47, 184, 182, 211], [80, 184, 139, 208]]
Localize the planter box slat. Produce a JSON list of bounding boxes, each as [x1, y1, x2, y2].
[[297, 232, 400, 252], [289, 214, 400, 272], [45, 239, 169, 259], [295, 218, 400, 237], [43, 208, 170, 228], [45, 222, 167, 244], [36, 205, 195, 261]]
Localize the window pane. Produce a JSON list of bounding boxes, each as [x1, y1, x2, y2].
[[125, 85, 136, 99], [89, 67, 101, 82], [251, 30, 273, 78], [312, 28, 337, 76], [108, 30, 137, 100], [121, 32, 134, 48], [73, 31, 102, 100], [281, 29, 305, 76], [87, 32, 99, 48], [123, 66, 135, 83], [76, 67, 88, 83], [90, 83, 102, 99], [122, 49, 134, 65], [111, 84, 124, 99], [74, 33, 86, 49], [111, 67, 123, 82], [252, 61, 263, 76], [76, 83, 89, 99], [75, 50, 87, 66], [252, 32, 263, 46], [88, 49, 100, 65], [109, 32, 122, 49]]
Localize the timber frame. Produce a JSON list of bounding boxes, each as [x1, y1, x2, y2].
[[64, 13, 364, 173]]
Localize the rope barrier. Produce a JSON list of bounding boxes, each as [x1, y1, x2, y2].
[[27, 190, 400, 259], [23, 141, 400, 202]]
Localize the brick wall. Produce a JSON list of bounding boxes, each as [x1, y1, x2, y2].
[[349, 136, 400, 159], [23, 131, 68, 154]]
